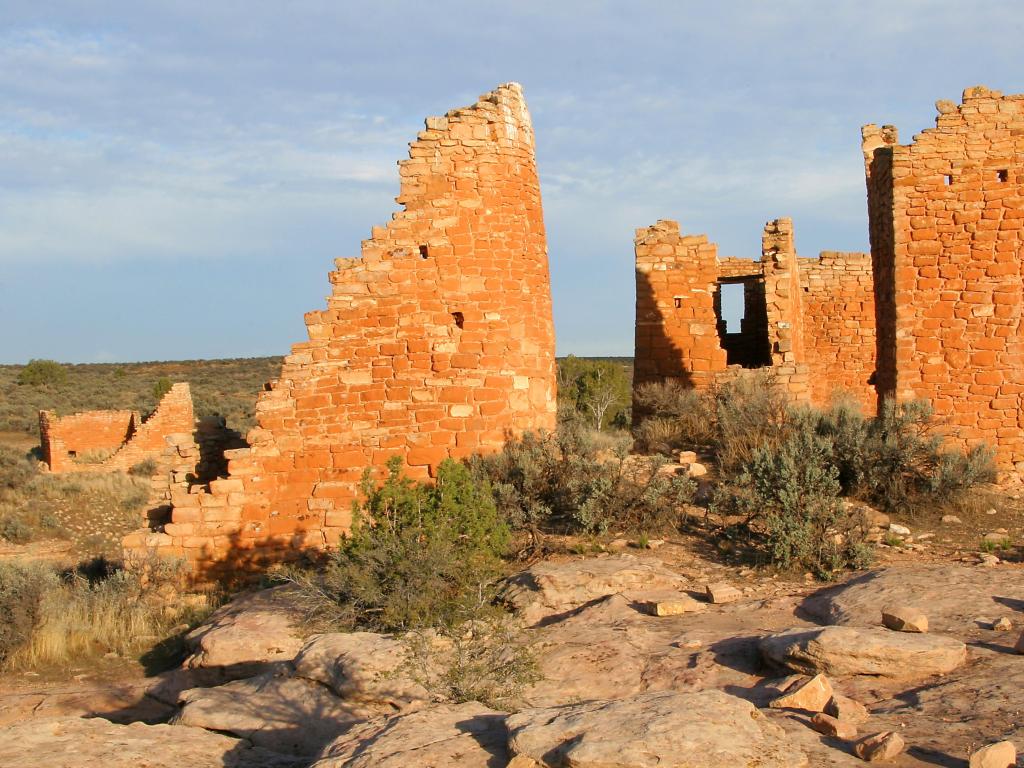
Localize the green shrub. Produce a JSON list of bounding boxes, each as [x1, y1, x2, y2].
[[557, 356, 632, 431], [0, 562, 57, 664], [401, 612, 540, 709], [152, 377, 173, 400], [712, 426, 871, 579], [794, 398, 996, 515], [17, 359, 67, 388], [859, 399, 995, 514], [291, 457, 510, 633], [469, 422, 695, 547]]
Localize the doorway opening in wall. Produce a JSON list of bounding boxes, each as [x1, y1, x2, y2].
[[715, 277, 771, 368]]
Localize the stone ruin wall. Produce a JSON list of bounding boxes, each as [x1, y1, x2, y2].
[[863, 86, 1024, 475], [40, 383, 195, 473], [633, 218, 877, 414], [124, 83, 558, 578]]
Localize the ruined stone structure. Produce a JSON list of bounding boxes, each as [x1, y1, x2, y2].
[[40, 383, 195, 473], [633, 218, 876, 413], [124, 83, 557, 576], [863, 86, 1024, 474]]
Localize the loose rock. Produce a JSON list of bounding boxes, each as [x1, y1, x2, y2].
[[881, 606, 929, 633], [810, 712, 858, 740], [992, 616, 1013, 631], [969, 741, 1016, 768], [855, 731, 905, 762], [705, 582, 742, 604], [825, 694, 870, 724], [769, 673, 833, 712], [640, 592, 705, 617]]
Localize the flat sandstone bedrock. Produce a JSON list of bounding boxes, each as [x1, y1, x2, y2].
[[506, 690, 808, 767], [760, 625, 967, 679], [501, 554, 689, 625], [801, 565, 1024, 638], [309, 702, 508, 768], [0, 717, 301, 768]]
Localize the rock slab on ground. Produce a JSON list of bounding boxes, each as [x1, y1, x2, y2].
[[183, 586, 305, 676], [760, 626, 967, 680], [0, 716, 300, 768], [291, 631, 428, 707], [174, 671, 364, 756], [502, 555, 688, 625], [310, 702, 508, 768], [506, 690, 808, 767]]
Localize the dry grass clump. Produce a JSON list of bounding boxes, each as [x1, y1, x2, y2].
[[0, 556, 207, 671]]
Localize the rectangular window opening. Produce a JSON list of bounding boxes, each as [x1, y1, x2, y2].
[[419, 244, 429, 259], [452, 311, 465, 329], [945, 174, 954, 186], [673, 297, 682, 309], [718, 283, 745, 333], [998, 169, 1009, 183]]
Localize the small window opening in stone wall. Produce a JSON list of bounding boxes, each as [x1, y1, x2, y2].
[[998, 169, 1009, 183], [715, 278, 771, 369], [945, 174, 954, 186], [68, 450, 77, 458], [673, 297, 682, 309], [452, 311, 465, 329], [419, 245, 429, 259]]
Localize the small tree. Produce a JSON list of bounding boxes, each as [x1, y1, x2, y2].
[[152, 377, 173, 400], [17, 360, 66, 388]]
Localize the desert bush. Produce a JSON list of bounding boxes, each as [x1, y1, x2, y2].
[[401, 611, 540, 709], [468, 422, 695, 548], [632, 372, 787, 473], [0, 561, 56, 664], [17, 359, 67, 388], [792, 398, 995, 515], [712, 372, 789, 475], [856, 399, 996, 514], [153, 377, 173, 400], [632, 380, 714, 455], [1, 557, 198, 670], [0, 445, 35, 495], [712, 425, 872, 579], [289, 457, 510, 633], [129, 458, 159, 477]]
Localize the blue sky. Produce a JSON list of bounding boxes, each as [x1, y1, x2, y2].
[[1, 2, 1022, 363]]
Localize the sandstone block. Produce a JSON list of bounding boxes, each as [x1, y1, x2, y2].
[[810, 712, 858, 740], [705, 582, 742, 604], [825, 694, 870, 724], [882, 606, 929, 633], [855, 731, 905, 762], [969, 741, 1016, 768], [769, 673, 833, 712]]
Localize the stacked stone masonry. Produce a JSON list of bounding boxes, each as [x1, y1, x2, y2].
[[123, 83, 558, 577], [40, 383, 195, 473], [633, 218, 877, 414], [863, 86, 1024, 475]]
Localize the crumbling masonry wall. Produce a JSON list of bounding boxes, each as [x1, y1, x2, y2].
[[40, 383, 195, 473], [633, 218, 876, 413], [863, 86, 1024, 474], [124, 83, 557, 577]]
